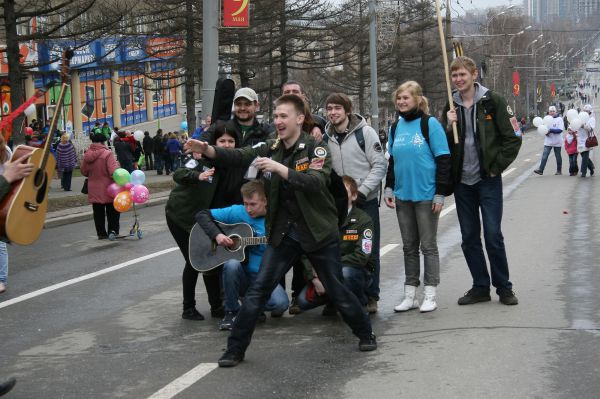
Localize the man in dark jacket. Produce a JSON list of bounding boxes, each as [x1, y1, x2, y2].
[[153, 129, 164, 174], [443, 56, 521, 307], [200, 87, 273, 147], [185, 94, 376, 368], [142, 131, 154, 170]]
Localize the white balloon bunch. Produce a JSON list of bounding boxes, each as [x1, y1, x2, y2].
[[543, 115, 554, 127], [566, 109, 579, 123], [537, 125, 549, 135], [569, 118, 583, 130], [532, 117, 543, 127], [578, 111, 590, 125], [133, 130, 145, 142]]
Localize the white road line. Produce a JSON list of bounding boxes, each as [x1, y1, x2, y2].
[[524, 158, 531, 162], [502, 167, 517, 177], [439, 204, 456, 218], [146, 363, 218, 399], [380, 244, 399, 257], [0, 247, 179, 310]]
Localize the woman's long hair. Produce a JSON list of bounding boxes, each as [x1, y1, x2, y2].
[[392, 81, 430, 115]]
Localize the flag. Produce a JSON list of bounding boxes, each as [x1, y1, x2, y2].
[[222, 0, 250, 28], [512, 71, 520, 97]]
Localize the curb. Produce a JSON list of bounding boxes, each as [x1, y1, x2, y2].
[[44, 193, 170, 229]]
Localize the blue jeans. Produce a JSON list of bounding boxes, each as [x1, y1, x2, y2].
[[297, 265, 371, 309], [226, 236, 373, 354], [538, 145, 562, 173], [222, 259, 289, 314], [580, 151, 595, 177], [568, 154, 579, 175], [0, 241, 7, 283], [361, 198, 381, 301], [454, 176, 512, 294]]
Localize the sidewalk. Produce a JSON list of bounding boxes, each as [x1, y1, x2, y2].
[[45, 170, 175, 228]]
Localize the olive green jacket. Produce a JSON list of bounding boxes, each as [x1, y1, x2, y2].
[[339, 206, 374, 272], [213, 132, 339, 248]]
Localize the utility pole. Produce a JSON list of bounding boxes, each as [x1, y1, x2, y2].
[[202, 0, 219, 118], [368, 0, 379, 132]]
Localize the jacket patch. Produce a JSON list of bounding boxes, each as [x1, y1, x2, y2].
[[506, 105, 514, 116], [373, 142, 383, 153], [185, 159, 198, 169], [345, 229, 358, 234], [509, 117, 522, 136], [314, 146, 327, 157], [309, 158, 324, 170], [362, 239, 372, 254], [343, 234, 359, 241], [295, 161, 309, 171], [363, 229, 373, 239]]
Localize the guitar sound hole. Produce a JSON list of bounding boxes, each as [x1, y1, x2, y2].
[[226, 235, 242, 252]]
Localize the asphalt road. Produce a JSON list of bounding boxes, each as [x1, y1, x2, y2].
[[1, 127, 599, 398]]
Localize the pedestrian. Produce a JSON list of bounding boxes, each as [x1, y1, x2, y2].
[[80, 133, 121, 239], [165, 122, 246, 321], [564, 127, 579, 176], [113, 131, 136, 173], [166, 132, 182, 172], [534, 106, 564, 175], [578, 104, 596, 178], [384, 81, 451, 313], [162, 134, 171, 175], [55, 133, 78, 191], [442, 56, 521, 306], [185, 94, 376, 368], [324, 92, 387, 314], [142, 131, 154, 170], [153, 129, 164, 174]]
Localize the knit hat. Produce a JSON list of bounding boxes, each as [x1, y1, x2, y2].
[[583, 104, 593, 112]]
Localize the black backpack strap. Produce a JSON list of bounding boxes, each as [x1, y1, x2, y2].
[[389, 120, 399, 148], [420, 114, 431, 144], [355, 127, 366, 153]]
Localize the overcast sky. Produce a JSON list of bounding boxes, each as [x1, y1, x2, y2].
[[329, 0, 517, 14]]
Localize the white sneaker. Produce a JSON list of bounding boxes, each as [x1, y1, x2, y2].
[[394, 285, 419, 312], [0, 282, 6, 294], [420, 286, 437, 312]]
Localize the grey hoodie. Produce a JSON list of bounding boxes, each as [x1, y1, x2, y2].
[[324, 114, 387, 200]]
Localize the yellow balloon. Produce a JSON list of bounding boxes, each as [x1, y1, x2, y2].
[[113, 191, 132, 213]]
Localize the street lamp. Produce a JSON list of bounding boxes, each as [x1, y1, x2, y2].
[[508, 25, 532, 55], [486, 5, 516, 35]]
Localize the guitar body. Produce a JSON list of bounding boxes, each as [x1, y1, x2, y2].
[[0, 145, 55, 244], [188, 221, 256, 272]]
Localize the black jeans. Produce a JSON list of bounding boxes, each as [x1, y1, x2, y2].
[[61, 169, 73, 191], [227, 236, 373, 354], [92, 203, 120, 237], [166, 215, 222, 310], [145, 152, 154, 170]]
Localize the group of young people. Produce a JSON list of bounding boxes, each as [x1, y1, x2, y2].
[[163, 55, 522, 368]]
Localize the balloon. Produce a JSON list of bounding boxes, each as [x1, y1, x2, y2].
[[24, 126, 34, 135], [133, 130, 144, 142], [569, 118, 582, 130], [130, 184, 150, 204], [578, 111, 590, 124], [24, 103, 36, 117], [113, 191, 133, 212], [537, 125, 549, 135], [566, 109, 579, 123], [124, 182, 134, 191], [543, 115, 554, 127], [180, 120, 188, 131], [106, 183, 122, 199], [130, 170, 146, 185], [532, 117, 543, 127], [112, 168, 131, 186]]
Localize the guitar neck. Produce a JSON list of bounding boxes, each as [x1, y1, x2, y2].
[[40, 82, 68, 169]]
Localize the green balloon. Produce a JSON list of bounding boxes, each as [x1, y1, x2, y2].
[[113, 168, 131, 186]]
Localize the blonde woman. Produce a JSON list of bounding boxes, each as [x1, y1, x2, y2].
[[384, 81, 452, 313]]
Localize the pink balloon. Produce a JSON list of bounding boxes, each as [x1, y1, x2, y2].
[[25, 126, 34, 135], [124, 182, 134, 191], [106, 183, 122, 199], [130, 184, 150, 204]]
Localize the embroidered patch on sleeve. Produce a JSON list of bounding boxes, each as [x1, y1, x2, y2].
[[309, 158, 325, 170], [343, 234, 359, 241], [362, 239, 372, 254], [509, 117, 522, 136], [314, 146, 327, 157], [373, 142, 382, 153], [363, 229, 373, 239]]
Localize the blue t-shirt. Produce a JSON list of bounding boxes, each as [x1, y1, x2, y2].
[[389, 116, 450, 201], [210, 205, 266, 274]]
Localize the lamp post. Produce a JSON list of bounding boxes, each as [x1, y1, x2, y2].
[[525, 36, 541, 117], [533, 41, 552, 115], [508, 26, 532, 55]]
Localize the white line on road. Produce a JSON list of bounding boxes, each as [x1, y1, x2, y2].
[[0, 247, 179, 310], [146, 363, 218, 399], [502, 167, 517, 177], [440, 204, 456, 218], [524, 158, 531, 162], [380, 244, 399, 257]]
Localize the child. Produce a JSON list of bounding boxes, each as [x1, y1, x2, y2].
[[565, 127, 579, 176]]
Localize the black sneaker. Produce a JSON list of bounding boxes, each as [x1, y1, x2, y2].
[[555, 171, 562, 175], [457, 288, 491, 305], [288, 297, 302, 315], [534, 169, 543, 175], [211, 306, 225, 318], [257, 312, 267, 323], [359, 333, 377, 351], [218, 349, 245, 367], [498, 290, 519, 305], [219, 311, 237, 330], [0, 377, 16, 396], [182, 307, 205, 321], [321, 303, 337, 316]]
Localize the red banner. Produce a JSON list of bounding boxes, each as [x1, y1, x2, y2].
[[223, 0, 250, 28], [550, 83, 556, 98], [512, 71, 520, 97]]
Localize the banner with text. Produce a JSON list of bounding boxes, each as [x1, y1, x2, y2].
[[223, 0, 250, 28]]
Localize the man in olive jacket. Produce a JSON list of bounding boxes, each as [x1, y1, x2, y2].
[[185, 94, 376, 368], [443, 56, 521, 307]]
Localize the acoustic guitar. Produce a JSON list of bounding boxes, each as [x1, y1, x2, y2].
[[0, 49, 73, 245], [188, 221, 268, 272]]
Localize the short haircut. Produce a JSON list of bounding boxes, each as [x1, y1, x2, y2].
[[275, 94, 307, 116], [325, 93, 352, 114], [91, 133, 107, 143], [393, 80, 430, 115], [211, 120, 238, 146], [240, 179, 266, 199], [342, 175, 358, 199], [450, 56, 478, 74], [281, 80, 305, 94]]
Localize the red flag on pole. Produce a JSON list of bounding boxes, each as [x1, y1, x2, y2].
[[512, 71, 520, 97], [222, 0, 250, 28], [550, 83, 556, 98]]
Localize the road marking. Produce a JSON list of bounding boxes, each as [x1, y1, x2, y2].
[[146, 363, 218, 399], [440, 204, 456, 218], [524, 158, 531, 162], [0, 247, 179, 310], [502, 167, 517, 177], [380, 244, 399, 257]]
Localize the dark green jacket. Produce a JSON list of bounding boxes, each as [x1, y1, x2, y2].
[[164, 158, 218, 232], [213, 133, 339, 248], [442, 89, 522, 181], [340, 206, 374, 272], [0, 176, 10, 201]]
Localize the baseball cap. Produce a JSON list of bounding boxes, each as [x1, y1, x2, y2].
[[234, 87, 258, 102], [548, 106, 557, 112], [583, 104, 593, 112]]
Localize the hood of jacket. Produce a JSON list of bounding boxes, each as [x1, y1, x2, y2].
[[325, 113, 368, 137], [452, 82, 489, 107], [83, 143, 110, 163]]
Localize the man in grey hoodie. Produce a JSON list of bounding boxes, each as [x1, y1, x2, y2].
[[325, 93, 387, 313]]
